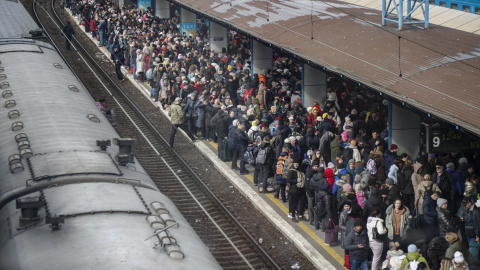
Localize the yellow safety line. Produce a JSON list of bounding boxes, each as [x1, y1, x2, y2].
[[207, 140, 345, 265]]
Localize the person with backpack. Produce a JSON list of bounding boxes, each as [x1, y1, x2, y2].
[[235, 124, 250, 175], [274, 147, 291, 203], [257, 136, 274, 192], [366, 209, 387, 270], [400, 244, 430, 270], [415, 174, 441, 220], [368, 146, 386, 183], [287, 154, 307, 223]]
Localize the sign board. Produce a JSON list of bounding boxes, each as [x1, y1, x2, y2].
[[138, 0, 151, 10], [180, 23, 197, 36], [426, 127, 480, 153]]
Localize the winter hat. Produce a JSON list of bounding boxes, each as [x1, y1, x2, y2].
[[321, 183, 330, 190], [337, 163, 345, 169], [353, 219, 363, 227], [428, 153, 436, 158], [277, 125, 285, 131], [291, 153, 301, 164], [348, 159, 355, 164], [252, 121, 258, 127], [454, 251, 465, 263], [344, 201, 352, 207], [390, 144, 398, 151], [260, 122, 268, 130], [355, 166, 364, 174], [386, 178, 394, 185], [407, 244, 417, 253], [312, 160, 320, 167], [354, 183, 362, 193], [350, 140, 357, 146], [317, 167, 325, 174], [379, 188, 389, 197], [435, 160, 444, 167], [368, 178, 377, 186], [232, 119, 238, 126], [437, 198, 448, 208], [445, 232, 458, 244], [459, 157, 468, 164], [327, 162, 335, 169], [343, 184, 352, 192], [446, 162, 455, 170]]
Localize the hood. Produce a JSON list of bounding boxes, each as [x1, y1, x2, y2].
[[368, 195, 382, 207], [250, 126, 259, 132], [413, 163, 423, 174], [420, 180, 433, 187], [324, 168, 334, 178], [406, 252, 420, 261], [173, 100, 181, 105], [335, 179, 347, 186], [312, 174, 326, 182], [369, 150, 383, 158], [252, 97, 260, 105], [338, 168, 348, 175], [260, 142, 270, 148], [280, 151, 288, 157], [367, 217, 383, 223], [273, 129, 282, 136]]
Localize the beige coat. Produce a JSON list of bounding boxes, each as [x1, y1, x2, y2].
[[415, 180, 441, 215], [411, 163, 424, 193]]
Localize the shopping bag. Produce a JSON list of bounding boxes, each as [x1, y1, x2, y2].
[[324, 219, 338, 245]]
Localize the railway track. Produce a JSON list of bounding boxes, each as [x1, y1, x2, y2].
[[31, 1, 282, 269]]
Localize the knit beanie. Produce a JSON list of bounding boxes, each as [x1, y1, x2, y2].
[[407, 244, 417, 253], [454, 251, 465, 263], [437, 198, 448, 208], [343, 184, 352, 192], [353, 219, 363, 227]]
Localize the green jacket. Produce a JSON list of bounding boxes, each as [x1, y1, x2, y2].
[[400, 252, 429, 270], [168, 101, 183, 125]]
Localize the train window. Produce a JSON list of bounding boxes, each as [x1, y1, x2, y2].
[[87, 114, 100, 122], [0, 82, 9, 89], [15, 133, 28, 143], [8, 110, 20, 119], [0, 74, 6, 81], [10, 162, 24, 174], [2, 90, 12, 98], [20, 149, 33, 159], [12, 121, 23, 131], [18, 141, 30, 151], [8, 154, 21, 166], [5, 100, 16, 108], [68, 85, 79, 92], [164, 244, 185, 260]]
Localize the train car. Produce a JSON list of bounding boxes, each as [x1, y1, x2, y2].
[[0, 0, 221, 269]]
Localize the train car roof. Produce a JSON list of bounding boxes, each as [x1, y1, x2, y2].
[[0, 0, 40, 39]]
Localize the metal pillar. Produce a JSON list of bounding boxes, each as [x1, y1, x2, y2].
[[155, 0, 170, 18], [250, 40, 272, 78], [180, 8, 197, 36], [301, 64, 327, 108], [209, 22, 228, 53], [389, 102, 421, 159], [382, 0, 429, 30]]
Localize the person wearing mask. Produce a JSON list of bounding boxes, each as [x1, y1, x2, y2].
[[385, 198, 411, 250], [366, 209, 387, 270], [287, 154, 307, 223], [344, 219, 369, 270]]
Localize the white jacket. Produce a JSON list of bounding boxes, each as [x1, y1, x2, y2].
[[366, 217, 387, 242]]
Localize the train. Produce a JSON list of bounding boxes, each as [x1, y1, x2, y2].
[[0, 0, 221, 268]]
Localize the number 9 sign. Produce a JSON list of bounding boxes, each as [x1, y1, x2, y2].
[[433, 136, 440, 147]]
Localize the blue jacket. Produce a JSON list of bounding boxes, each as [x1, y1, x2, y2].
[[344, 229, 369, 260], [423, 195, 438, 225]]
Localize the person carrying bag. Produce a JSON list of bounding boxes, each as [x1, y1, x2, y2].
[[367, 209, 387, 270]]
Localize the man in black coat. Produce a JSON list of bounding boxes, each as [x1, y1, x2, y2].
[[111, 46, 124, 81], [305, 161, 320, 225], [423, 192, 440, 245], [62, 21, 74, 50], [287, 154, 306, 223], [344, 219, 369, 270], [431, 161, 456, 213]]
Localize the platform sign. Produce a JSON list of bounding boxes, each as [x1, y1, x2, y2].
[[180, 23, 197, 36], [138, 0, 151, 10], [426, 126, 480, 153]]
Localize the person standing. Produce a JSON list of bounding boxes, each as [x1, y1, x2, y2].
[[62, 21, 74, 50], [345, 219, 369, 270], [385, 199, 411, 250], [367, 209, 387, 270], [97, 17, 107, 47], [111, 46, 124, 82], [168, 97, 195, 147], [287, 154, 307, 223]]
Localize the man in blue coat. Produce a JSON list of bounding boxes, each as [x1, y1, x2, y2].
[[344, 219, 369, 270]]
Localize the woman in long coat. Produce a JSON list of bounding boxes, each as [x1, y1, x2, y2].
[[385, 199, 410, 250], [193, 96, 206, 138], [136, 49, 146, 81]]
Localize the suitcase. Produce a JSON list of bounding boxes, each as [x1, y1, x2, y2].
[[219, 140, 232, 162]]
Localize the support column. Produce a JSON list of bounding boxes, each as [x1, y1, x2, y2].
[[389, 102, 421, 159], [155, 0, 169, 18], [180, 8, 197, 36], [250, 40, 272, 77], [209, 22, 227, 54], [302, 64, 327, 108]]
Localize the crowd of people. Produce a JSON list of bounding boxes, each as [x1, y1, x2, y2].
[[68, 1, 480, 269]]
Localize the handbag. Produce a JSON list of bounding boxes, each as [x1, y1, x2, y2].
[[409, 206, 422, 228], [372, 220, 387, 241], [324, 219, 338, 245], [185, 111, 192, 119]]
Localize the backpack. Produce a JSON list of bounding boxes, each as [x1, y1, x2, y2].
[[424, 184, 434, 199], [366, 158, 377, 175], [244, 147, 256, 165], [256, 147, 268, 165], [146, 68, 154, 80], [269, 135, 277, 148], [403, 259, 420, 270], [292, 169, 305, 188], [244, 88, 253, 103]]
